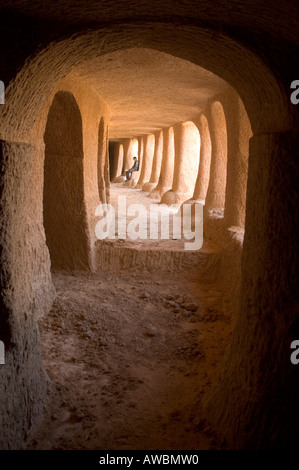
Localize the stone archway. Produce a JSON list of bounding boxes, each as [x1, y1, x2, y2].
[[1, 23, 295, 144], [0, 20, 298, 450], [43, 91, 90, 270]]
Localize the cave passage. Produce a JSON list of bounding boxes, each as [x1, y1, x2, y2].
[[36, 49, 249, 450], [2, 8, 296, 449], [26, 266, 230, 450]]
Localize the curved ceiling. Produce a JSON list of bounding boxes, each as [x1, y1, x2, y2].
[[72, 48, 229, 140], [5, 0, 299, 45]]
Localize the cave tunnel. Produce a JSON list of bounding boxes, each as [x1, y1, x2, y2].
[[0, 0, 298, 451]]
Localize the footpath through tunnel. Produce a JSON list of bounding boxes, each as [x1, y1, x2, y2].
[[29, 48, 240, 449], [0, 5, 298, 451]]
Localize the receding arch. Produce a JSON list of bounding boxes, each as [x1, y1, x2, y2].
[[204, 101, 228, 212], [143, 130, 163, 193], [135, 134, 155, 188], [161, 120, 200, 206], [222, 91, 252, 228], [122, 138, 138, 173], [97, 117, 108, 202], [43, 91, 90, 270], [191, 114, 212, 202], [110, 142, 124, 181], [1, 23, 296, 145], [118, 143, 124, 174], [149, 126, 175, 200]]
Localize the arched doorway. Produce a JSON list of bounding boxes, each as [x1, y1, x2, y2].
[[43, 91, 90, 270]]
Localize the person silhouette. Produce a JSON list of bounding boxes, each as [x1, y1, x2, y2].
[[125, 157, 139, 182]]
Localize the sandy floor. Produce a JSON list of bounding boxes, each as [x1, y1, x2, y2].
[[102, 184, 203, 251], [26, 268, 231, 450], [26, 185, 231, 450]]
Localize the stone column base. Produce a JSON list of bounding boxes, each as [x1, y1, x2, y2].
[[160, 189, 192, 207]]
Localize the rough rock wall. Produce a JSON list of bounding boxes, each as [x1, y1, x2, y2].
[[205, 131, 299, 449], [0, 73, 110, 448], [0, 141, 54, 449]]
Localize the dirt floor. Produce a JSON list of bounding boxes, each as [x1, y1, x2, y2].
[[26, 267, 231, 450], [26, 185, 232, 450], [100, 183, 202, 251]]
